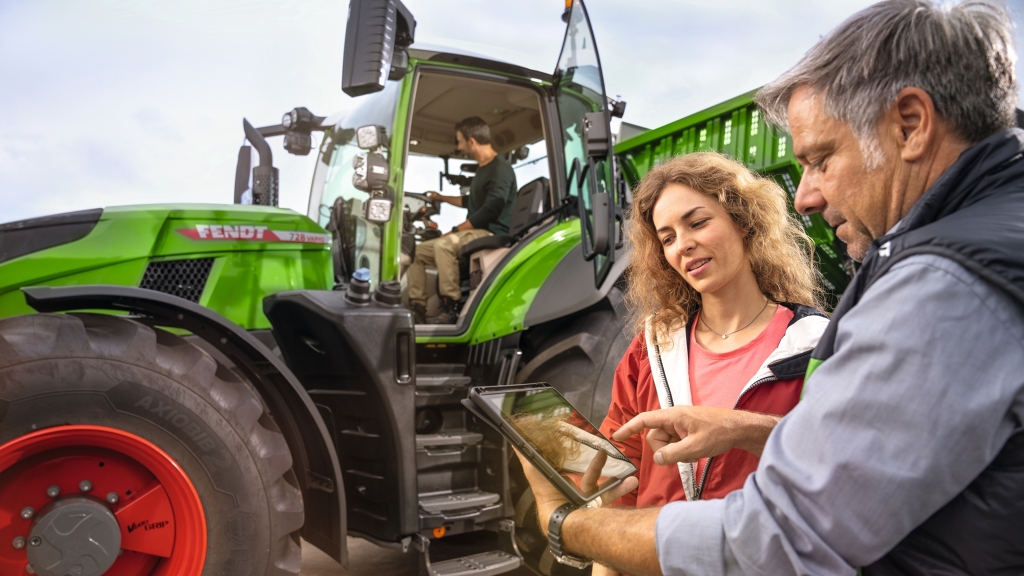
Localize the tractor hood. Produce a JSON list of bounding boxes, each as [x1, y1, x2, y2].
[[0, 204, 333, 329]]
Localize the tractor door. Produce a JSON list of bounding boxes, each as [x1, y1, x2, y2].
[[553, 0, 618, 287]]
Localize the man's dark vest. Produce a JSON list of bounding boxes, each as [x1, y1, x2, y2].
[[808, 128, 1024, 575]]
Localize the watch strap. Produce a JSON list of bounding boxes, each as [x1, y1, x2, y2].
[[547, 503, 591, 567]]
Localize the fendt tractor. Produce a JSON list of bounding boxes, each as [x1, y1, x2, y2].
[[0, 1, 852, 575]]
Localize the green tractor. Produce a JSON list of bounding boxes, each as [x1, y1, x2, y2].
[[0, 1, 850, 575]]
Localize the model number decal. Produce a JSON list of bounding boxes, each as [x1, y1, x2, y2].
[[177, 225, 330, 244]]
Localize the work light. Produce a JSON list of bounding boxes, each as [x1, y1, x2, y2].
[[352, 152, 389, 191], [356, 125, 387, 150], [364, 197, 393, 223]]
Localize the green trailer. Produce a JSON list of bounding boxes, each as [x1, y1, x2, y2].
[[615, 89, 854, 302], [0, 2, 851, 576]]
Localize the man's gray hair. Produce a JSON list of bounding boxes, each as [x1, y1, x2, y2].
[[757, 0, 1018, 168]]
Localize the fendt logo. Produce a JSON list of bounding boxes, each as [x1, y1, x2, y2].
[[177, 224, 330, 245]]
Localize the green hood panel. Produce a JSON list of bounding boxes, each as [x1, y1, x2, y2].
[[0, 204, 332, 329], [420, 220, 582, 345]]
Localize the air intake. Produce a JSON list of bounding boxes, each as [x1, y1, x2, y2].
[[139, 258, 215, 303]]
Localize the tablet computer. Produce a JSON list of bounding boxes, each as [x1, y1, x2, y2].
[[463, 383, 637, 507]]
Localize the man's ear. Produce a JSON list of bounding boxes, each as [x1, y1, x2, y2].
[[888, 87, 935, 162]]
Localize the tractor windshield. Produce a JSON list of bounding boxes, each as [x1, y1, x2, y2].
[[309, 81, 401, 286]]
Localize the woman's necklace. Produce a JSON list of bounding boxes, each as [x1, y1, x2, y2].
[[699, 298, 771, 340]]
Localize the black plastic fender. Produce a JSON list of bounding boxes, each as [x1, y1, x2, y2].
[[21, 284, 348, 567], [523, 245, 630, 327]]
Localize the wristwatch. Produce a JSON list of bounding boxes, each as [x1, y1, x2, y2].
[[547, 503, 592, 568]]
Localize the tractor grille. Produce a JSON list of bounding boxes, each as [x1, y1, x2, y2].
[[139, 258, 215, 303]]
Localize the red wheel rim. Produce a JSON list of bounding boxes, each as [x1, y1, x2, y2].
[[0, 425, 206, 576]]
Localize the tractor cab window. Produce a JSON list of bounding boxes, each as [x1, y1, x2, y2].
[[309, 81, 401, 287]]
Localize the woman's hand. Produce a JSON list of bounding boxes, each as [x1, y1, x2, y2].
[[613, 406, 780, 465]]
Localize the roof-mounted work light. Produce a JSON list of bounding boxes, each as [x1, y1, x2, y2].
[[356, 125, 388, 150]]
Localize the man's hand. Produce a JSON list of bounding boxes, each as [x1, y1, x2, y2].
[[613, 406, 780, 465], [513, 449, 637, 535], [427, 191, 463, 208]]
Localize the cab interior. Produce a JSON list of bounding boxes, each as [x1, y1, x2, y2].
[[399, 70, 556, 328]]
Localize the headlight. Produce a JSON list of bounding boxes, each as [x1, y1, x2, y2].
[[281, 111, 294, 129], [351, 152, 388, 191]]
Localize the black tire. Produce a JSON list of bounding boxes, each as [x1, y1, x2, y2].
[[511, 288, 631, 575], [0, 313, 303, 576], [516, 287, 631, 422]]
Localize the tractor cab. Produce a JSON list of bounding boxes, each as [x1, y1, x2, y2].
[[304, 0, 625, 331]]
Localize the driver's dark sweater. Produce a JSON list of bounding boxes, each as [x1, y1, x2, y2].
[[466, 155, 517, 234]]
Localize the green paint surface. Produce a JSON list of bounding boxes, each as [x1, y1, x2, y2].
[[0, 204, 332, 329], [418, 220, 582, 345]]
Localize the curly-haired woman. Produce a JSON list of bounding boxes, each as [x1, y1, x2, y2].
[[599, 152, 829, 516]]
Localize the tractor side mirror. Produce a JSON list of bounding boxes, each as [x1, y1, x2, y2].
[[342, 0, 417, 97], [583, 111, 610, 158]]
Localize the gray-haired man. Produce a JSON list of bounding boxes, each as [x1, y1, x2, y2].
[[517, 1, 1024, 574]]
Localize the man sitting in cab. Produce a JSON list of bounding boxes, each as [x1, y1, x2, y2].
[[409, 116, 517, 324]]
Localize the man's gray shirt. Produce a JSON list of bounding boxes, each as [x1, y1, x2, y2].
[[656, 254, 1024, 575]]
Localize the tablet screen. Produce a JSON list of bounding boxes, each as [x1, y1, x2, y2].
[[480, 387, 636, 498]]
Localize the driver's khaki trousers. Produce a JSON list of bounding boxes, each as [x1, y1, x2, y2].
[[408, 229, 492, 304]]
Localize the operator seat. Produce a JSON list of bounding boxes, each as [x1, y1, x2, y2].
[[406, 177, 551, 323], [458, 177, 550, 304]]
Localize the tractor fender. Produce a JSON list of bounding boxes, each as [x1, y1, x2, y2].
[[523, 245, 630, 328], [21, 284, 348, 567]]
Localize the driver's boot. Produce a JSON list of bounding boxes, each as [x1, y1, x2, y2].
[[427, 296, 459, 324], [410, 302, 427, 324]]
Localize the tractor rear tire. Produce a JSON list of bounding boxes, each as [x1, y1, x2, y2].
[[0, 313, 303, 576]]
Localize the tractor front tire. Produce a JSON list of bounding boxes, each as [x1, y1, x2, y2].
[[0, 313, 303, 576]]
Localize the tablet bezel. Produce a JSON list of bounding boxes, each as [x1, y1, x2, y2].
[[464, 383, 637, 507]]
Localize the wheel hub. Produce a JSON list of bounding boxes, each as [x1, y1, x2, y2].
[[0, 426, 207, 576], [26, 496, 122, 576]]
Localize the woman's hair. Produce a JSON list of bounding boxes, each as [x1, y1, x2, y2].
[[508, 412, 579, 471], [625, 152, 825, 346]]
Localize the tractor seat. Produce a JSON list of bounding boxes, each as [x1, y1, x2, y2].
[[459, 177, 550, 261], [457, 177, 550, 295]]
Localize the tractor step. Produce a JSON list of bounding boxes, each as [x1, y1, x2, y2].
[[415, 519, 523, 576], [419, 490, 500, 514], [416, 364, 472, 388], [427, 551, 521, 576], [416, 430, 483, 449]]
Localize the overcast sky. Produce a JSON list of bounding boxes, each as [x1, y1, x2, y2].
[[2, 0, 1024, 224]]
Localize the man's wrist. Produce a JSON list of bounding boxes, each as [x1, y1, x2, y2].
[[733, 411, 779, 457], [548, 503, 592, 568]]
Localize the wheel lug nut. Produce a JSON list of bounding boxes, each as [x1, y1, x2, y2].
[[46, 485, 60, 498], [79, 480, 92, 492], [106, 492, 119, 505], [25, 564, 35, 574], [29, 537, 41, 547], [20, 507, 34, 520], [12, 536, 25, 550]]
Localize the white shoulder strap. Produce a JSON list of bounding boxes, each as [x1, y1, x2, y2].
[[644, 319, 697, 500]]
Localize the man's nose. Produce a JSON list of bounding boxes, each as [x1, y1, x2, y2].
[[794, 174, 826, 215]]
